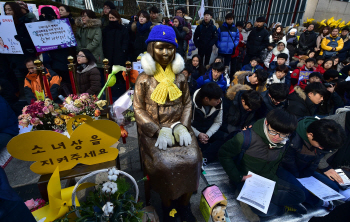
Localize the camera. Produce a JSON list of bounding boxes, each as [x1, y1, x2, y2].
[[323, 82, 336, 88]]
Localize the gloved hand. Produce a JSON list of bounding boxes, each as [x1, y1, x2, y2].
[[174, 124, 192, 146], [155, 127, 174, 150]]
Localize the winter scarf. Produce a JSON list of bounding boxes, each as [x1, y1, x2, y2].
[[151, 63, 182, 104], [137, 21, 152, 34]]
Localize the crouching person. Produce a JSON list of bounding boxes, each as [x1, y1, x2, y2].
[[192, 82, 223, 163], [219, 109, 306, 220], [277, 118, 346, 210], [24, 57, 61, 104]]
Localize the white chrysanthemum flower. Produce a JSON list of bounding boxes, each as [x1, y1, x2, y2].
[[102, 202, 114, 216], [107, 167, 119, 181], [102, 181, 118, 194]]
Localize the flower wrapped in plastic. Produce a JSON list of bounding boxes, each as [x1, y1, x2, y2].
[[110, 90, 135, 127]]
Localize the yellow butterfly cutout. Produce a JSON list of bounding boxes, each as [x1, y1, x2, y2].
[[327, 17, 335, 26], [35, 90, 45, 101], [7, 115, 120, 174], [339, 21, 346, 28], [32, 166, 95, 221], [306, 17, 314, 23], [319, 19, 327, 27]]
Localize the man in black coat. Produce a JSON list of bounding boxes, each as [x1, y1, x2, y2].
[[256, 83, 289, 119], [287, 83, 328, 119], [193, 10, 218, 66], [298, 24, 317, 55], [243, 17, 269, 66]]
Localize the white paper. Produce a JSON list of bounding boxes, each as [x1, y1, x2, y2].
[[335, 169, 350, 186], [133, 61, 143, 74], [297, 176, 345, 201], [237, 171, 276, 214], [0, 15, 24, 54]]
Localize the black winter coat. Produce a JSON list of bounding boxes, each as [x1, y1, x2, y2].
[[9, 15, 36, 71], [47, 48, 70, 72], [286, 34, 298, 59], [102, 22, 129, 66], [298, 30, 317, 55], [286, 86, 318, 118], [317, 91, 344, 116], [130, 21, 152, 61], [222, 90, 257, 133], [281, 132, 329, 178], [193, 20, 218, 52], [246, 27, 270, 56], [172, 25, 187, 58]]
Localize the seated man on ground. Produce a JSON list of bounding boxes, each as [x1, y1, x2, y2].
[[278, 118, 346, 211], [267, 53, 289, 76], [223, 87, 262, 134], [289, 55, 308, 70], [266, 65, 289, 88], [24, 57, 61, 104], [192, 83, 223, 163], [287, 82, 328, 119], [298, 72, 323, 90], [320, 27, 344, 59], [230, 69, 269, 92], [197, 62, 227, 92], [219, 109, 306, 220], [241, 57, 263, 73], [290, 58, 316, 92], [316, 69, 344, 116], [256, 83, 289, 119]]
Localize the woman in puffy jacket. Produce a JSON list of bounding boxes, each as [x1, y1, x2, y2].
[[269, 25, 286, 44], [315, 26, 330, 52], [286, 28, 298, 59], [75, 10, 104, 68], [129, 10, 153, 61], [172, 16, 189, 58]]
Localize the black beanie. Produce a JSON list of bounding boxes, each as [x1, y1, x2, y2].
[[104, 1, 116, 9], [236, 21, 244, 27], [256, 17, 265, 22], [204, 10, 213, 17]]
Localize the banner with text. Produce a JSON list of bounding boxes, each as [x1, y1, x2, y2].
[[25, 18, 76, 52], [0, 15, 23, 54]]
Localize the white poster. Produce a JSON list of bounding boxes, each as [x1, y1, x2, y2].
[[0, 15, 23, 54], [25, 18, 77, 52]]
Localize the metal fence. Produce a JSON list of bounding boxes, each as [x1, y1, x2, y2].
[[213, 0, 307, 26]]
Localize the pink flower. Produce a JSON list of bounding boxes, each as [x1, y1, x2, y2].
[[80, 93, 89, 101], [24, 199, 36, 210], [19, 119, 30, 128], [48, 104, 54, 112], [30, 117, 43, 126], [42, 106, 50, 114]]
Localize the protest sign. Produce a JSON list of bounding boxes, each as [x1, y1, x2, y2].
[[0, 15, 23, 54], [25, 18, 76, 52], [298, 71, 313, 84], [133, 61, 144, 74], [7, 115, 121, 174]]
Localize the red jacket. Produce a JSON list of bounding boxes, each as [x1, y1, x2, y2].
[[290, 64, 316, 92], [232, 33, 244, 58], [315, 65, 325, 74]]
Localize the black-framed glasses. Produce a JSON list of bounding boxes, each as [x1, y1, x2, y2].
[[267, 124, 289, 139]]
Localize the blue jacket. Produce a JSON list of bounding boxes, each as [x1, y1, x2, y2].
[[241, 63, 263, 72], [0, 96, 19, 136], [217, 22, 240, 54], [197, 70, 227, 92]]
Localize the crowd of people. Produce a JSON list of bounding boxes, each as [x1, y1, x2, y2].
[[1, 1, 350, 221]]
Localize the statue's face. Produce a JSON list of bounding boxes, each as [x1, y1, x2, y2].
[[153, 42, 176, 67]]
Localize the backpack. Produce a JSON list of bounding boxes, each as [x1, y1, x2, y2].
[[224, 128, 252, 165]]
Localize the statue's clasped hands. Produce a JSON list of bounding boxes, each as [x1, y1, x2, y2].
[[155, 124, 192, 150]]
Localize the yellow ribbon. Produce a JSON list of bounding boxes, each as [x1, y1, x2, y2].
[[151, 63, 182, 104]]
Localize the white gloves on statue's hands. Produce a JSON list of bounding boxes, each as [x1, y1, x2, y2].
[[155, 127, 174, 150], [174, 124, 192, 146]]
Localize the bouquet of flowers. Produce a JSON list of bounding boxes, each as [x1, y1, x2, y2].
[[63, 93, 106, 117], [110, 90, 135, 127], [18, 99, 72, 132], [24, 198, 46, 212]]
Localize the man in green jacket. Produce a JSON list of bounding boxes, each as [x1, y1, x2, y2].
[[219, 109, 306, 221]]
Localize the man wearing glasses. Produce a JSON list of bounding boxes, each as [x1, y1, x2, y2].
[[219, 109, 306, 220], [278, 118, 346, 211]]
